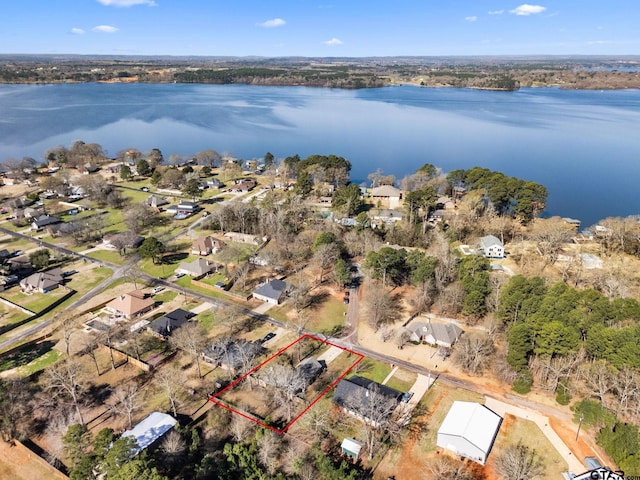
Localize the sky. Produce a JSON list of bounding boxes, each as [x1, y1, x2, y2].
[[1, 1, 639, 57]]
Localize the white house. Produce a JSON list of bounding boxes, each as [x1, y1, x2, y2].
[[479, 235, 505, 259], [437, 401, 502, 465]]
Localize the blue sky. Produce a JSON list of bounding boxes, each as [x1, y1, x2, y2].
[[1, 1, 639, 57]]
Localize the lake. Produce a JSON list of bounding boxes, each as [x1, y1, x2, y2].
[[1, 82, 640, 227]]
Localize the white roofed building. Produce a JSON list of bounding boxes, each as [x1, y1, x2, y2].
[[436, 401, 502, 465], [120, 411, 177, 455]]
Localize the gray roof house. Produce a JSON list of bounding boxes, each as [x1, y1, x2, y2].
[[408, 321, 463, 348], [147, 308, 194, 339], [176, 258, 218, 277], [253, 279, 290, 305], [333, 376, 403, 425], [20, 267, 64, 293], [144, 195, 169, 209], [202, 338, 264, 372], [479, 235, 505, 259], [31, 214, 62, 231]]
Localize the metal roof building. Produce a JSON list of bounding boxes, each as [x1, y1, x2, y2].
[[436, 401, 502, 465]]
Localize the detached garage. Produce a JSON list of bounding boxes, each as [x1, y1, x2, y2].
[[436, 401, 502, 465]]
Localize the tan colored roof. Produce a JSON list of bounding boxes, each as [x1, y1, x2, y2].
[[371, 185, 402, 197], [107, 292, 155, 316]]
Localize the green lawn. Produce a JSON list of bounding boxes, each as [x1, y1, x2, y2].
[[18, 348, 63, 376], [348, 358, 393, 384], [197, 310, 215, 332], [385, 370, 417, 393], [307, 297, 347, 335], [494, 416, 568, 478], [67, 266, 113, 291], [1, 287, 68, 313], [86, 249, 126, 265], [0, 340, 58, 373]]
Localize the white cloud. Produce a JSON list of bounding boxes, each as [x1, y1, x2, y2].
[[97, 0, 157, 6], [488, 10, 504, 15], [510, 4, 547, 16], [257, 18, 286, 28], [70, 28, 85, 35], [323, 38, 343, 46], [92, 25, 119, 33], [465, 16, 478, 22]]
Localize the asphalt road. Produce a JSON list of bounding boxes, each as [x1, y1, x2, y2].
[[0, 225, 577, 428]]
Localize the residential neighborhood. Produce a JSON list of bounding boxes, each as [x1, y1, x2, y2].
[[0, 148, 636, 480]]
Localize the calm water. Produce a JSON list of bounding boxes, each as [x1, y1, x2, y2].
[[1, 83, 640, 227]]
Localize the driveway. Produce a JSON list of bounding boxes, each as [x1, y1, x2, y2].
[[484, 396, 585, 473]]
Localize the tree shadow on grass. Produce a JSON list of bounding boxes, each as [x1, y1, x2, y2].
[[161, 252, 189, 265]]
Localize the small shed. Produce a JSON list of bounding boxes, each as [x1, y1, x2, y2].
[[341, 438, 362, 459]]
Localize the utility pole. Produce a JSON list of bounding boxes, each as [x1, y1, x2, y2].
[[576, 415, 584, 441]]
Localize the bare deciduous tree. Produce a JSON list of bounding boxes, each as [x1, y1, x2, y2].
[[452, 333, 494, 375], [528, 217, 575, 269], [156, 367, 183, 418], [363, 283, 398, 331], [43, 358, 87, 424], [495, 442, 545, 480], [312, 243, 340, 285], [160, 430, 186, 467], [109, 382, 141, 429], [579, 360, 617, 406], [170, 322, 208, 378], [424, 456, 474, 480]]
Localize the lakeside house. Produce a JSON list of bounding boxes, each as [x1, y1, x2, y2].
[[371, 185, 403, 209], [478, 235, 505, 259]]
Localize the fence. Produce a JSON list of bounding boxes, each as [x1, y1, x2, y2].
[[12, 440, 69, 480]]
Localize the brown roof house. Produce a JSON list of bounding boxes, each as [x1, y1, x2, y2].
[[20, 267, 64, 294], [192, 236, 226, 256], [106, 290, 155, 319]]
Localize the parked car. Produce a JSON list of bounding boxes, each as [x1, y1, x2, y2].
[[401, 391, 414, 403], [140, 187, 150, 192], [152, 286, 165, 294], [262, 332, 276, 343], [175, 272, 185, 278]]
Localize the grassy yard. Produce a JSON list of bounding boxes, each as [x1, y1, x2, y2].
[[493, 415, 568, 479], [85, 249, 126, 265], [0, 340, 58, 373], [385, 369, 417, 393], [66, 266, 113, 291], [18, 348, 63, 376], [348, 358, 392, 384], [414, 383, 485, 452], [307, 297, 347, 335], [1, 287, 68, 313]]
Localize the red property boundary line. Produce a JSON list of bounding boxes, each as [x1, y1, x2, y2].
[[208, 333, 364, 434]]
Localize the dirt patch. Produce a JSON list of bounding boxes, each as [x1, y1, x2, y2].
[[0, 440, 60, 480]]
